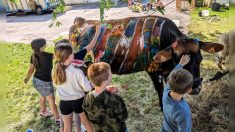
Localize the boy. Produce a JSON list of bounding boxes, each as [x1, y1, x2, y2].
[[161, 55, 192, 132], [83, 62, 128, 132]]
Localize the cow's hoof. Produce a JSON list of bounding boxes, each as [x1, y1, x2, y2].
[[190, 87, 201, 95]]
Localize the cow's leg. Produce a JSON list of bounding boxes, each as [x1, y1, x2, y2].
[[147, 71, 164, 111]]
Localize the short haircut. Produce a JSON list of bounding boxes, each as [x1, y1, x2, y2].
[[87, 62, 111, 87], [167, 69, 193, 94]]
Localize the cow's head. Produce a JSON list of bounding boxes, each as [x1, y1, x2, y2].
[[154, 37, 224, 95]]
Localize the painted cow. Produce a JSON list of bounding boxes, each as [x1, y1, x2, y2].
[[71, 16, 223, 109]]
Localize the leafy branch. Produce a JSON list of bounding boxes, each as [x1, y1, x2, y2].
[[48, 0, 65, 28], [99, 0, 115, 22]]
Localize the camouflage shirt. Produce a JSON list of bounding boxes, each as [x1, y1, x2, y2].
[[83, 90, 128, 132]]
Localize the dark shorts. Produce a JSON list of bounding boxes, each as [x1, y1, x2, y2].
[[60, 97, 84, 115], [32, 77, 54, 96]]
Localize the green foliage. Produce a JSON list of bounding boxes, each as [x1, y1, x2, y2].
[[156, 6, 165, 15], [9, 0, 17, 3], [100, 0, 115, 22], [49, 0, 65, 28]]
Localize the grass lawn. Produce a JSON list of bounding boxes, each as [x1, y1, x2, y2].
[[5, 7, 229, 132], [5, 43, 60, 132], [188, 7, 229, 42]]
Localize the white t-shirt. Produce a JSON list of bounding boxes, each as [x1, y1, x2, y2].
[[56, 64, 92, 101]]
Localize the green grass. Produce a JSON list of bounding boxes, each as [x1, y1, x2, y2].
[[6, 43, 59, 132], [188, 7, 229, 42]]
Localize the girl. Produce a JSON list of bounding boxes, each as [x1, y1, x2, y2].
[[69, 17, 99, 50], [69, 17, 87, 49], [58, 24, 100, 132], [24, 38, 60, 123], [52, 43, 94, 132]]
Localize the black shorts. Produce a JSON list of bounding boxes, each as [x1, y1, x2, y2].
[[60, 97, 84, 115]]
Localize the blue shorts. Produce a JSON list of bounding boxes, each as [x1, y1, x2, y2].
[[32, 77, 54, 96]]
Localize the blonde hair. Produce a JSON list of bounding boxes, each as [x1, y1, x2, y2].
[[52, 43, 73, 85], [87, 62, 111, 87]]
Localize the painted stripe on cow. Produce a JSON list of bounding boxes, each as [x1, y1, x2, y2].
[[117, 18, 140, 73], [120, 18, 145, 73], [93, 22, 120, 59], [110, 18, 139, 65]]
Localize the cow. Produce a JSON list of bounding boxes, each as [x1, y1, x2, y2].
[[70, 16, 223, 110]]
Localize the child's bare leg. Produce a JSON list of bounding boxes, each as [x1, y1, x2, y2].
[[62, 114, 73, 132], [60, 113, 81, 132], [60, 127, 64, 132], [73, 113, 81, 132], [39, 96, 46, 112], [60, 114, 64, 132], [46, 94, 59, 118], [79, 112, 94, 132]]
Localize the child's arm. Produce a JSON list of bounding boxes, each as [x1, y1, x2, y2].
[[173, 55, 190, 70], [164, 55, 190, 91], [76, 69, 93, 92], [114, 96, 128, 121], [85, 24, 101, 52], [24, 64, 35, 84]]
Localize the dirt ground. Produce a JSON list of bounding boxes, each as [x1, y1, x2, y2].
[[6, 0, 190, 44]]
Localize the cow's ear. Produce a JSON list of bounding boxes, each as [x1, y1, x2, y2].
[[200, 42, 224, 53], [154, 48, 172, 62]]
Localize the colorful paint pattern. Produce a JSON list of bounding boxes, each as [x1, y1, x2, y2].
[[73, 16, 168, 74]]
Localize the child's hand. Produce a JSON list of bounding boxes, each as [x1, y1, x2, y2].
[[24, 77, 30, 84], [179, 55, 190, 66], [106, 86, 119, 94]]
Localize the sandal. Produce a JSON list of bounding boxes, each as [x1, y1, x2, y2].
[[40, 110, 53, 117], [54, 117, 60, 125]]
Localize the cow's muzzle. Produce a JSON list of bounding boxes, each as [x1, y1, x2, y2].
[[190, 77, 203, 95]]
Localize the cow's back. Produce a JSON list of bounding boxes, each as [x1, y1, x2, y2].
[[78, 16, 183, 74]]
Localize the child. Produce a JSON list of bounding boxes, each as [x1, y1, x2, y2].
[[83, 62, 128, 132], [161, 55, 192, 132], [52, 43, 94, 132], [56, 25, 100, 132], [24, 38, 60, 123], [69, 17, 88, 49]]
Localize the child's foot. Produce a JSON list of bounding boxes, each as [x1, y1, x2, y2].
[[40, 110, 53, 117], [54, 116, 60, 125]]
